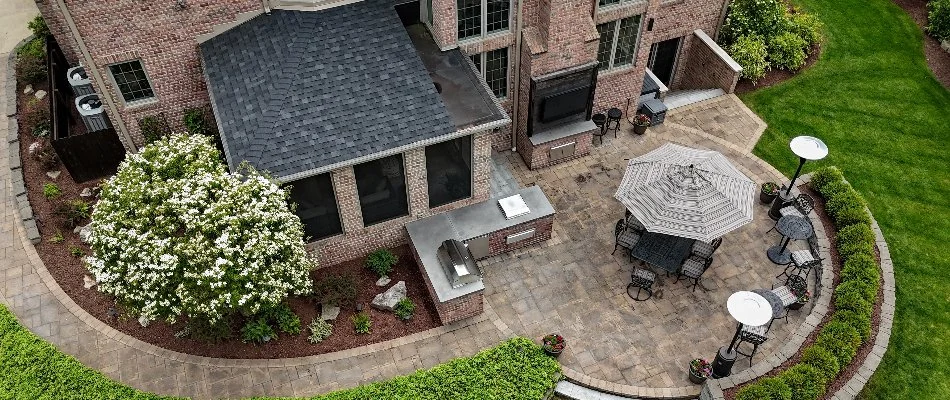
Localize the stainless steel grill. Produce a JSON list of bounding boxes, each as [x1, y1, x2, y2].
[[437, 239, 481, 288]]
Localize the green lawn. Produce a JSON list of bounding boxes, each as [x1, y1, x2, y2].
[[741, 0, 950, 398]]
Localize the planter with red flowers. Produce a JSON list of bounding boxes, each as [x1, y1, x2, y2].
[[688, 358, 712, 384], [632, 114, 651, 135], [541, 334, 566, 358], [789, 289, 811, 310]]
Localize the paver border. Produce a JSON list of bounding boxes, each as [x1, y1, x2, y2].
[[7, 34, 40, 244]]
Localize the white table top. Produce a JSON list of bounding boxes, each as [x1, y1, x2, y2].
[[727, 291, 773, 326]]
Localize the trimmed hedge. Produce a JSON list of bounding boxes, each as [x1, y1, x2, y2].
[[734, 166, 881, 399], [770, 32, 808, 71], [928, 0, 950, 40], [735, 377, 792, 400], [0, 304, 178, 400], [313, 337, 561, 400]]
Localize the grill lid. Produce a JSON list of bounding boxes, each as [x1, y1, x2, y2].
[[437, 239, 481, 288]]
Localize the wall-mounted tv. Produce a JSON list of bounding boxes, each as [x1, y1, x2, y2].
[[539, 86, 591, 123]]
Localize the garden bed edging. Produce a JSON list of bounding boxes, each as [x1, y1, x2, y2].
[[7, 35, 40, 244]]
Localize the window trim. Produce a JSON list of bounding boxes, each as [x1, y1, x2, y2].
[[471, 47, 509, 99], [425, 135, 475, 209], [290, 172, 345, 242], [457, 0, 512, 42], [354, 154, 411, 228], [106, 59, 157, 107], [596, 15, 644, 73]]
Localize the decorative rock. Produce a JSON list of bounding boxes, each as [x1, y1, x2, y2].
[[371, 281, 407, 311], [80, 187, 94, 197], [320, 304, 340, 321], [34, 90, 47, 100], [73, 225, 82, 234], [46, 170, 61, 179], [23, 85, 33, 94], [83, 275, 97, 289], [28, 141, 41, 155], [138, 315, 150, 327], [375, 275, 391, 287], [78, 224, 93, 244]]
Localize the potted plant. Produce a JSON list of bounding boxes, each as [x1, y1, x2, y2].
[[760, 182, 780, 204], [688, 358, 712, 384], [541, 334, 566, 357], [632, 114, 651, 135], [789, 289, 811, 310]]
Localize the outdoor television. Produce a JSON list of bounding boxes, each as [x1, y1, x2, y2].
[[539, 86, 590, 123]]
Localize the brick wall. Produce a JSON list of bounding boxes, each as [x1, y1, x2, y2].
[[677, 30, 741, 93], [410, 240, 484, 324], [487, 215, 553, 256], [518, 129, 594, 170], [312, 130, 493, 266]]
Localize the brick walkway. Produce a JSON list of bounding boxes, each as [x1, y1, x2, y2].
[[2, 20, 814, 396]]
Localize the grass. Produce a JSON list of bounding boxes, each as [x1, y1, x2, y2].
[[741, 0, 950, 398], [0, 302, 559, 399]]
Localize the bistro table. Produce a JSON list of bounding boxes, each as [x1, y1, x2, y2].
[[630, 231, 696, 274], [767, 215, 813, 264], [751, 289, 785, 322]]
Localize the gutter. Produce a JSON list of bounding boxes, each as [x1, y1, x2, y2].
[[50, 0, 136, 151], [509, 0, 525, 152]]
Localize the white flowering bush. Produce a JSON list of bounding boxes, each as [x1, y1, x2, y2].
[[86, 133, 314, 325]]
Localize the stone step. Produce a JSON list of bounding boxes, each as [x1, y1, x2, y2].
[[663, 89, 726, 110], [554, 381, 640, 400]]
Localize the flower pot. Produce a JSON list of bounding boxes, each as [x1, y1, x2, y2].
[[688, 368, 708, 384], [789, 301, 805, 310], [633, 124, 648, 135], [760, 191, 778, 204], [543, 347, 563, 358]]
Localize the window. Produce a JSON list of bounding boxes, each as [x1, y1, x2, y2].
[[354, 154, 409, 226], [598, 0, 637, 7], [287, 173, 343, 241], [426, 136, 473, 208], [470, 47, 509, 98], [108, 60, 155, 104], [596, 16, 642, 71], [425, 0, 433, 26], [457, 0, 510, 40]]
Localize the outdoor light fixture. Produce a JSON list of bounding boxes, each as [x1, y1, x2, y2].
[[785, 136, 828, 196], [711, 291, 772, 378]]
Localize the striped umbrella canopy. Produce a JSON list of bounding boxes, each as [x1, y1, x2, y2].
[[614, 143, 756, 242]]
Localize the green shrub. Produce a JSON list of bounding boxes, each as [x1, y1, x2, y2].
[[818, 180, 851, 201], [316, 337, 561, 400], [832, 309, 873, 342], [837, 279, 877, 304], [241, 317, 276, 343], [769, 32, 808, 71], [58, 199, 91, 227], [15, 39, 47, 84], [365, 249, 398, 277], [20, 98, 50, 132], [928, 0, 950, 40], [835, 284, 874, 316], [837, 224, 875, 261], [307, 318, 333, 344], [778, 364, 826, 400], [800, 345, 840, 383], [729, 35, 770, 83], [183, 107, 208, 135], [28, 15, 50, 38], [352, 312, 371, 334], [137, 114, 172, 144], [721, 0, 790, 45], [735, 377, 792, 400], [788, 11, 823, 49], [834, 205, 873, 228], [825, 187, 864, 218], [815, 321, 862, 367], [394, 298, 416, 320], [312, 273, 358, 307], [69, 245, 85, 258], [266, 304, 301, 335], [809, 167, 843, 193], [185, 317, 233, 341], [43, 182, 61, 199], [841, 252, 880, 286]]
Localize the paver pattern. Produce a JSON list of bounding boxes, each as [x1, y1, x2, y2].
[[2, 18, 814, 396], [481, 97, 812, 388]]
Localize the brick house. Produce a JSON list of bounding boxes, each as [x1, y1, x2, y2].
[[36, 0, 740, 266]]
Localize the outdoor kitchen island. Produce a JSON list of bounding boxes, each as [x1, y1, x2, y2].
[[407, 186, 555, 324]]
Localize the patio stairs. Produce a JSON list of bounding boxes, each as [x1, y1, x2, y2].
[[555, 381, 696, 400], [663, 88, 726, 110]]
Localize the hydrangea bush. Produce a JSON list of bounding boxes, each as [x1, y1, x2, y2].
[[86, 133, 314, 325]]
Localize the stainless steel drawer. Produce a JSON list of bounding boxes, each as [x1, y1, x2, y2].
[[465, 235, 490, 260], [549, 141, 576, 161], [506, 228, 536, 244]]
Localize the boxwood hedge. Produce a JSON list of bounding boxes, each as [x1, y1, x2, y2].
[[799, 346, 840, 383], [777, 364, 827, 400]]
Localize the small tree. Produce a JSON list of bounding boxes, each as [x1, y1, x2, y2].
[[86, 133, 314, 325]]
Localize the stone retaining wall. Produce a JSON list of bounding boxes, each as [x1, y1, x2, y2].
[[6, 36, 40, 244]]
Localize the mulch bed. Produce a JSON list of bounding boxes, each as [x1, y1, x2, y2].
[[734, 45, 821, 95], [723, 185, 885, 399], [16, 75, 441, 358], [894, 0, 950, 89]]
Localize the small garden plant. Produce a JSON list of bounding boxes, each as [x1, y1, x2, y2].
[[49, 231, 64, 244], [312, 273, 357, 307], [68, 246, 84, 258], [241, 317, 276, 344], [59, 199, 91, 227], [365, 249, 398, 277], [929, 0, 950, 40], [308, 319, 333, 344], [42, 182, 61, 200], [394, 298, 415, 321], [352, 312, 371, 334], [720, 0, 824, 79]]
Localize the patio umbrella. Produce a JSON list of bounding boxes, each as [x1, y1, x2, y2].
[[614, 143, 756, 242]]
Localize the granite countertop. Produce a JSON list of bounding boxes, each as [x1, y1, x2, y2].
[[406, 186, 555, 302], [529, 120, 598, 146]]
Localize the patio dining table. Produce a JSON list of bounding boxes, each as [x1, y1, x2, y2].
[[630, 231, 696, 274]]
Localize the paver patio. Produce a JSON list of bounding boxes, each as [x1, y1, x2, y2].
[[1, 27, 819, 396]]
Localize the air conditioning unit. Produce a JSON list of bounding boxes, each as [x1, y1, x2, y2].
[[75, 94, 112, 132], [66, 66, 94, 96]]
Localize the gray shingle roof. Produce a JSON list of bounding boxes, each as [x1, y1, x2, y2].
[[200, 4, 455, 180]]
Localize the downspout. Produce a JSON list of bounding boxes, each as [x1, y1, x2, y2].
[[50, 0, 136, 151], [509, 0, 525, 152]]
